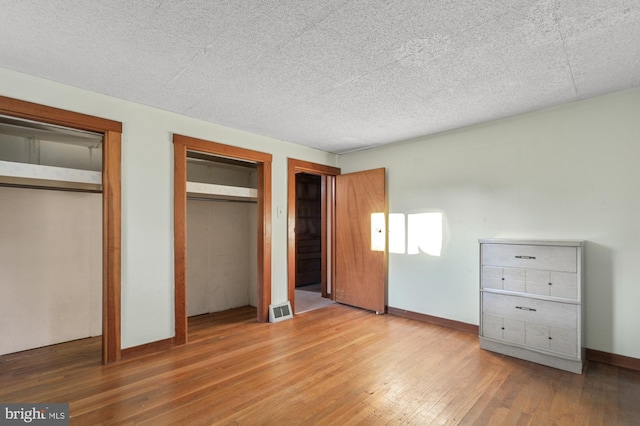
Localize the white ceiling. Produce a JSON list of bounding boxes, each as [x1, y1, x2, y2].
[[1, 1, 639, 154]]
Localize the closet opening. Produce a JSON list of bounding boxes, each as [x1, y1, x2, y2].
[[0, 116, 104, 360], [173, 134, 272, 345], [185, 150, 259, 339], [0, 97, 121, 364]]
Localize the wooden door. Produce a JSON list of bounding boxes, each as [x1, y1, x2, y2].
[[295, 173, 322, 287], [334, 168, 386, 313]]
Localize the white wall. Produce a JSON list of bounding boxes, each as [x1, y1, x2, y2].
[[0, 66, 338, 349], [339, 88, 640, 359], [0, 187, 102, 355]]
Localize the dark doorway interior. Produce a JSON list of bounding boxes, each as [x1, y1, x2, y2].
[[295, 173, 322, 288]]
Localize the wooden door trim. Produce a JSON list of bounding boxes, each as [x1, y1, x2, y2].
[[173, 134, 272, 344], [287, 159, 340, 312], [0, 95, 122, 133], [320, 175, 328, 298], [0, 96, 122, 364], [102, 130, 122, 363]]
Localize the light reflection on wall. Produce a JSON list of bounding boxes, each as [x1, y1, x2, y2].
[[387, 212, 443, 256], [408, 212, 443, 256]]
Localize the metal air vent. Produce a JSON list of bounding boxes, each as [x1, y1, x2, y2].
[[269, 301, 293, 323]]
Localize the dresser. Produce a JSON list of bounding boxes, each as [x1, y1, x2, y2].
[[479, 239, 585, 373]]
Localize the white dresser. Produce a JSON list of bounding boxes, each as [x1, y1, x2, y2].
[[479, 239, 585, 373]]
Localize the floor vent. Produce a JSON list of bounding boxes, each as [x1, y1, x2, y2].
[[269, 301, 293, 323]]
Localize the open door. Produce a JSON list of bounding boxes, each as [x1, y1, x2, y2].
[[334, 168, 386, 313]]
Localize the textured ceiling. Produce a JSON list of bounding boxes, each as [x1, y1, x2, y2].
[[1, 1, 639, 154]]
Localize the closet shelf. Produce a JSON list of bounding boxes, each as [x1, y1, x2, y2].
[[0, 160, 101, 190], [186, 181, 257, 201]]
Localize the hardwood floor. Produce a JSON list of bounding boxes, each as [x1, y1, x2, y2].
[[1, 304, 639, 425]]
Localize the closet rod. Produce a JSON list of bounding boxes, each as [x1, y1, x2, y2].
[[187, 196, 257, 204], [0, 182, 102, 194]]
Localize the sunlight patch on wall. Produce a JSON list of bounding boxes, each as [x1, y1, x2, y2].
[[371, 211, 444, 255], [408, 212, 443, 256]]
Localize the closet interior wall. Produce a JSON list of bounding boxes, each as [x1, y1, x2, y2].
[[186, 156, 258, 317]]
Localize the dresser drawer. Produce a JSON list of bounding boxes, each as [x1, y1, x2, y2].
[[525, 323, 578, 357], [482, 266, 526, 292], [525, 270, 578, 300], [482, 244, 577, 272], [482, 292, 577, 329], [483, 266, 578, 300], [482, 313, 525, 344]]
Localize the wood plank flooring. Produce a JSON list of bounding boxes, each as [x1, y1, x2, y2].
[[1, 304, 639, 425]]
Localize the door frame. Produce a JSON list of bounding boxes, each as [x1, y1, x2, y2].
[[173, 134, 272, 344], [0, 95, 123, 364], [287, 159, 340, 313]]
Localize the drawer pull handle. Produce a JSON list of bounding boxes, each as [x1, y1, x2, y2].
[[515, 306, 537, 312], [515, 255, 536, 259]]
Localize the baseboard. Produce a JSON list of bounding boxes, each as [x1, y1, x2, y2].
[[586, 348, 640, 372], [387, 306, 479, 335], [121, 337, 175, 360]]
